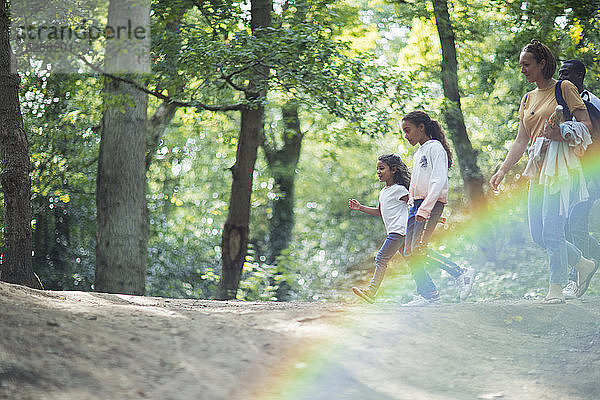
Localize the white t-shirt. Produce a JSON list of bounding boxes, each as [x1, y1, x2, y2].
[[379, 184, 409, 235]]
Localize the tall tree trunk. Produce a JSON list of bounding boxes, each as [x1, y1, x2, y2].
[[217, 0, 271, 300], [217, 109, 264, 299], [263, 101, 303, 264], [0, 1, 38, 288], [95, 0, 150, 295], [432, 0, 485, 206]]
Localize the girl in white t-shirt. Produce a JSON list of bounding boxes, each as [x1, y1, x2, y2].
[[349, 154, 411, 303]]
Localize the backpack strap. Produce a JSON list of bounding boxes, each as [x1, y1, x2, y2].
[[555, 79, 573, 120]]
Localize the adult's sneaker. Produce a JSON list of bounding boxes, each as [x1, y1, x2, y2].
[[562, 280, 577, 299], [402, 293, 440, 307], [456, 267, 475, 301]]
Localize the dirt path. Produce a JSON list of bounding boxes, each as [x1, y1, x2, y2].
[[1, 282, 599, 400]]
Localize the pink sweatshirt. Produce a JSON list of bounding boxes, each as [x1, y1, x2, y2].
[[409, 140, 449, 219]]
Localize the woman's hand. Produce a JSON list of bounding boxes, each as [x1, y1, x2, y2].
[[489, 169, 506, 192], [542, 121, 562, 141], [348, 199, 362, 211], [416, 215, 426, 223]]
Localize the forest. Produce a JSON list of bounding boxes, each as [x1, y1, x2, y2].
[[1, 0, 600, 304]]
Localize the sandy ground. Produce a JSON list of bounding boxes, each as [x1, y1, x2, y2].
[[1, 281, 599, 400]]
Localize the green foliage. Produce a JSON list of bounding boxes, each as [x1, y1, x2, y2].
[[150, 0, 400, 135], [20, 66, 100, 290], [145, 107, 235, 298], [237, 254, 281, 301]]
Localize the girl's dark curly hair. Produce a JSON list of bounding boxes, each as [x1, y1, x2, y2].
[[402, 110, 453, 168], [378, 154, 411, 189], [522, 39, 556, 80]]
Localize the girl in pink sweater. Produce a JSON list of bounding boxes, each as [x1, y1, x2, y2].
[[401, 110, 475, 306]]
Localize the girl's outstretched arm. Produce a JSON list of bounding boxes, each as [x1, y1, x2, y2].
[[349, 199, 381, 216]]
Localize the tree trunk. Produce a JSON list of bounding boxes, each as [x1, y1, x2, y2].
[[432, 0, 485, 206], [263, 101, 303, 264], [0, 1, 39, 288], [217, 108, 264, 299], [95, 0, 150, 295], [217, 0, 271, 300]]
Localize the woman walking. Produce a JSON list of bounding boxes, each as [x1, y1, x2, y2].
[[490, 40, 596, 303]]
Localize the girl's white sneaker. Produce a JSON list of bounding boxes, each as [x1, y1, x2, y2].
[[456, 268, 475, 301], [402, 294, 439, 307], [562, 280, 578, 299]]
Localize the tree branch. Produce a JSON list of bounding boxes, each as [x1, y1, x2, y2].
[[192, 0, 228, 41], [219, 58, 268, 94], [76, 54, 244, 112], [220, 71, 249, 93]]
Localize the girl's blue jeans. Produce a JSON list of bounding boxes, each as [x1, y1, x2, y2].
[[367, 232, 405, 293], [528, 181, 582, 285], [404, 199, 464, 299]]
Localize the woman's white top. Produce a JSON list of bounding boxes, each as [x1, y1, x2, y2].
[[379, 184, 409, 235]]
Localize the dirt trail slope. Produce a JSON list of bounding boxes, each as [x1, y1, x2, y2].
[[1, 282, 599, 400]]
